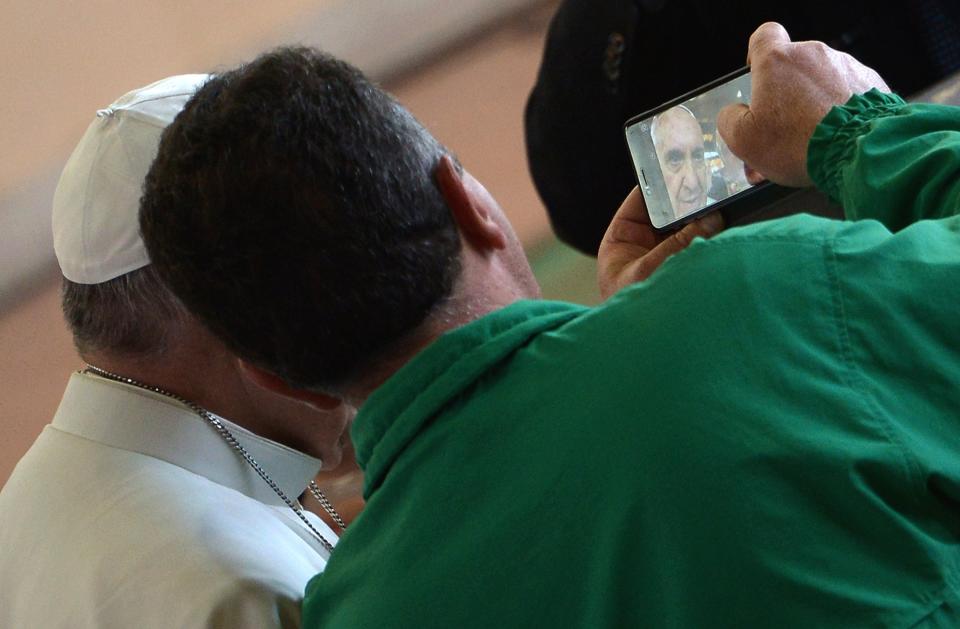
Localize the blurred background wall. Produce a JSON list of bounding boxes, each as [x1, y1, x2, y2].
[[0, 0, 599, 500]]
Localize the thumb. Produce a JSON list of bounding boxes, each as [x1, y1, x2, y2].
[[717, 102, 757, 166]]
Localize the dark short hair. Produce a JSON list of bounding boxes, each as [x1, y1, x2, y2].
[[61, 266, 186, 358], [140, 47, 461, 392]]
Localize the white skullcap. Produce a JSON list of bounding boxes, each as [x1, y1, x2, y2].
[[53, 74, 210, 284]]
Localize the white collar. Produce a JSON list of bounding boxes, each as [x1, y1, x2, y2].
[[52, 372, 323, 507]]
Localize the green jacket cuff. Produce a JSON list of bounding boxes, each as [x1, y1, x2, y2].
[[807, 89, 907, 201]]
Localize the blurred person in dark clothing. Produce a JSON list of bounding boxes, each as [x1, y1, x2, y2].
[[525, 0, 960, 254]]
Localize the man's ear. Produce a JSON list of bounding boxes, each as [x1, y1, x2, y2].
[[434, 154, 508, 252], [237, 360, 343, 410]]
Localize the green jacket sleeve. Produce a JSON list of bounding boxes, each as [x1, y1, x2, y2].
[[808, 88, 960, 230]]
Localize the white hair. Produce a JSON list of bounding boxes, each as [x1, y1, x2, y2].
[[650, 104, 697, 147]]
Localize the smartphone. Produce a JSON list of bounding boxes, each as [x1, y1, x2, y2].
[[624, 67, 787, 232]]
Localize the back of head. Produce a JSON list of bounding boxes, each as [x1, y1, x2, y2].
[[54, 75, 209, 358], [140, 47, 461, 392]]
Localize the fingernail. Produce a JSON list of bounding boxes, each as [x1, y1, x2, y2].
[[699, 211, 724, 234]]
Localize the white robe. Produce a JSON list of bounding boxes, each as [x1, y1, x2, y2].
[[0, 372, 337, 628]]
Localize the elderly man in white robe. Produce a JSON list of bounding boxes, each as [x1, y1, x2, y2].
[[0, 75, 353, 628]]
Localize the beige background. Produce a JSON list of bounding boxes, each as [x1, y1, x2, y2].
[[0, 1, 600, 489]]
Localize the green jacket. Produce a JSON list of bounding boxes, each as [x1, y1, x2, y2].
[[303, 90, 960, 627]]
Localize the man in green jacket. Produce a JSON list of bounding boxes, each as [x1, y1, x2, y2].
[[140, 23, 960, 627]]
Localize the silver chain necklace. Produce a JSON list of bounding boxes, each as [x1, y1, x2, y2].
[[82, 364, 346, 553]]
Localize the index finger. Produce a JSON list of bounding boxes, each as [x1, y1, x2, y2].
[[747, 22, 792, 65]]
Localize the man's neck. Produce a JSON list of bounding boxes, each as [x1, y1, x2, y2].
[[342, 276, 532, 406]]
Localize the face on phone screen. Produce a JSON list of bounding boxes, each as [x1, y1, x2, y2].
[[625, 71, 760, 230]]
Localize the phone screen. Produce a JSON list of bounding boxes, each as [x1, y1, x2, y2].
[[625, 69, 759, 230]]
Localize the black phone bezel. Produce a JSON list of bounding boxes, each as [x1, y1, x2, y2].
[[623, 66, 791, 233]]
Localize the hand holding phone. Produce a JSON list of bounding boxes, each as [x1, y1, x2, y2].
[[597, 187, 724, 299], [717, 22, 889, 187], [624, 68, 777, 232]]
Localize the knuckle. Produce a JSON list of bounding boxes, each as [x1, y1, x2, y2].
[[634, 258, 655, 282], [799, 40, 831, 61], [810, 40, 831, 55], [762, 45, 791, 66]]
